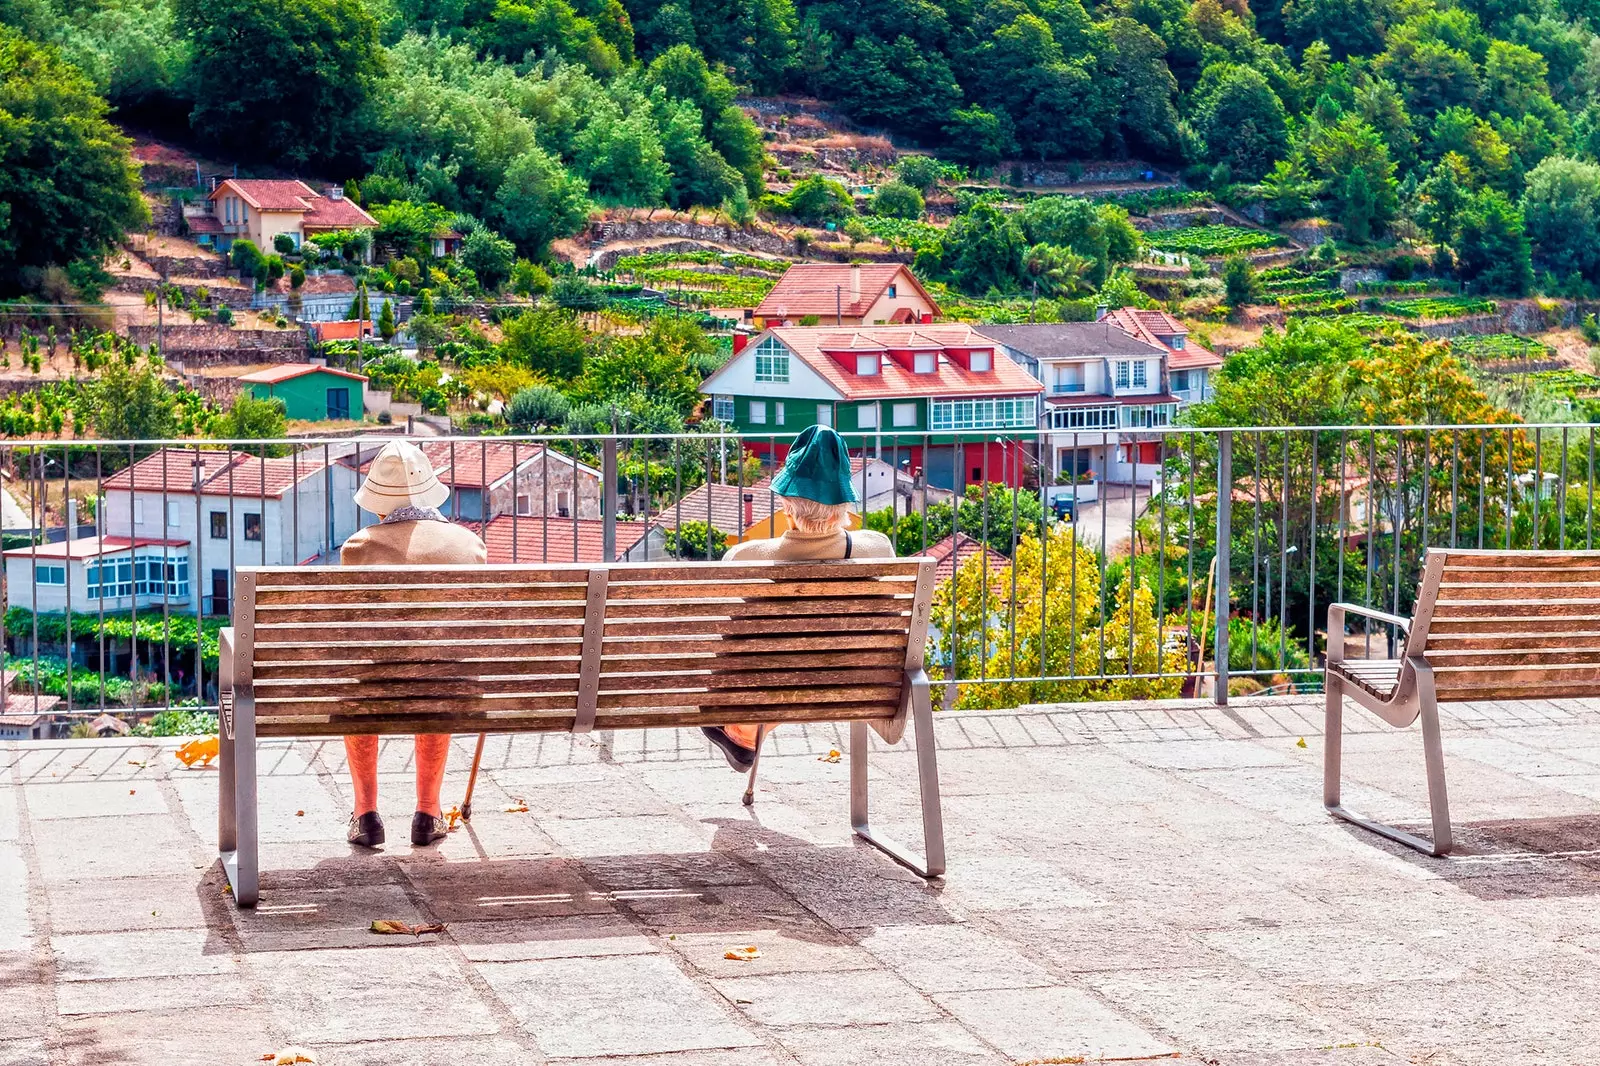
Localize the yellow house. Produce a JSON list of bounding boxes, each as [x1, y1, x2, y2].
[[196, 179, 377, 255]]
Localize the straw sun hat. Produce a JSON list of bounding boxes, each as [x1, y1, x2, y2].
[[353, 440, 450, 514]]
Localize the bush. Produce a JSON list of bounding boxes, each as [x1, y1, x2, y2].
[[216, 306, 233, 325], [230, 239, 264, 276], [664, 520, 728, 560], [870, 181, 924, 220], [510, 260, 551, 296], [273, 233, 295, 255], [895, 155, 943, 193], [506, 384, 571, 431], [786, 176, 854, 225], [289, 266, 305, 289]]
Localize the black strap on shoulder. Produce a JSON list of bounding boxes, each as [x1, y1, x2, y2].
[[843, 531, 853, 559]]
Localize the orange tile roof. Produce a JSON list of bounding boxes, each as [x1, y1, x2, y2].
[[1104, 308, 1221, 371], [754, 264, 939, 319], [238, 363, 368, 385], [102, 449, 329, 499], [2, 536, 189, 560], [925, 533, 1009, 584], [755, 324, 1045, 402], [651, 479, 778, 535], [475, 516, 647, 564], [209, 179, 377, 228], [417, 442, 597, 490]]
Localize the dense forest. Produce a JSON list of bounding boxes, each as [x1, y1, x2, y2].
[[9, 0, 1600, 298]]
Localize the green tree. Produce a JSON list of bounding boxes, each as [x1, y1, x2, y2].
[[216, 392, 288, 447], [0, 28, 147, 296], [500, 308, 587, 379], [1341, 167, 1377, 242], [377, 299, 396, 341], [1222, 254, 1257, 307], [1453, 188, 1533, 295], [1520, 155, 1600, 282], [869, 181, 924, 219], [941, 107, 1016, 167], [493, 147, 591, 257], [1193, 65, 1288, 180], [506, 384, 571, 431], [895, 156, 943, 193], [87, 360, 178, 441], [462, 227, 517, 290], [176, 0, 385, 166], [785, 175, 854, 224]]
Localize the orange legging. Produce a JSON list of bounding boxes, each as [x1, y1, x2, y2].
[[344, 734, 451, 818]]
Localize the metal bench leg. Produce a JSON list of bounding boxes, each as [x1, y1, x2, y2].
[[222, 690, 260, 907], [741, 725, 770, 807], [1324, 677, 1454, 857], [851, 670, 945, 878]]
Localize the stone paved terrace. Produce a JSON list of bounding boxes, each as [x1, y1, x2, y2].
[[4, 695, 1600, 1066]]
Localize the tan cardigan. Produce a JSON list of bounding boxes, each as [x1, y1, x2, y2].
[[721, 527, 894, 563], [340, 519, 488, 566]]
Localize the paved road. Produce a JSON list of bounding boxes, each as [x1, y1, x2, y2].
[[0, 485, 28, 530], [1066, 483, 1150, 549]]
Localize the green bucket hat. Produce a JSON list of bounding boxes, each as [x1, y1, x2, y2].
[[772, 425, 858, 506]]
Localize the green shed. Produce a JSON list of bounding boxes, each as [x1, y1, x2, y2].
[[237, 363, 368, 422]]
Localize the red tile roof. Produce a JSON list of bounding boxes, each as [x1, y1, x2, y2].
[[416, 442, 598, 490], [754, 264, 939, 319], [925, 533, 1009, 584], [102, 449, 329, 499], [476, 516, 647, 564], [2, 536, 189, 560], [238, 363, 368, 385], [728, 325, 1045, 402], [209, 179, 377, 229], [1104, 308, 1221, 370], [185, 214, 223, 235], [651, 479, 778, 535]]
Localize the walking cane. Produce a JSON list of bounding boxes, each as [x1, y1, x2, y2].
[[460, 732, 487, 821]]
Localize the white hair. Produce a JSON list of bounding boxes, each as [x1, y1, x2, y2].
[[780, 495, 851, 533]]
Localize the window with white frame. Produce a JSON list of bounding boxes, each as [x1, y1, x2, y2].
[[712, 395, 734, 422], [753, 337, 790, 382], [855, 354, 880, 375], [749, 400, 767, 424], [968, 350, 992, 372], [516, 494, 532, 516], [166, 500, 182, 528], [134, 499, 145, 524], [1121, 404, 1174, 428], [556, 490, 570, 516], [892, 402, 918, 427], [1053, 365, 1085, 394], [858, 403, 878, 429], [774, 401, 785, 425], [1114, 361, 1130, 389], [86, 553, 188, 600], [34, 564, 65, 586], [930, 396, 1036, 431], [1132, 360, 1148, 388], [1170, 370, 1190, 393], [816, 404, 833, 427], [913, 352, 936, 373], [1050, 405, 1119, 430]]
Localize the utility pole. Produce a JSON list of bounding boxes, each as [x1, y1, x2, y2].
[[156, 265, 167, 361], [836, 285, 842, 325]]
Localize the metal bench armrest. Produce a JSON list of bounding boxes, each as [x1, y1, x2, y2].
[[1326, 603, 1411, 667]]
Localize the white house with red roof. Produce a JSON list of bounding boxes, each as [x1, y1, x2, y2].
[[186, 179, 376, 255], [1102, 307, 1221, 406], [700, 324, 1044, 490], [5, 449, 361, 616], [752, 263, 941, 326]]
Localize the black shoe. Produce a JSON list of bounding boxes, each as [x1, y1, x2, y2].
[[701, 726, 756, 772], [347, 811, 385, 848], [411, 811, 448, 846]]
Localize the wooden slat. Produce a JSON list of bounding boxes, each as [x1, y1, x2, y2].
[[1427, 618, 1600, 636], [1443, 568, 1600, 583], [599, 649, 904, 672], [1425, 634, 1600, 652], [255, 603, 589, 623], [254, 684, 902, 717], [1426, 650, 1600, 667], [254, 657, 582, 680], [254, 641, 581, 663], [257, 677, 582, 699], [1431, 602, 1600, 619], [601, 616, 911, 638], [599, 668, 902, 692], [254, 623, 587, 645], [255, 585, 587, 606], [1439, 552, 1600, 568], [599, 634, 907, 656], [598, 561, 924, 582], [604, 579, 916, 601], [247, 560, 925, 586], [1433, 682, 1600, 700], [604, 597, 911, 620], [252, 567, 588, 587], [1439, 583, 1600, 601]]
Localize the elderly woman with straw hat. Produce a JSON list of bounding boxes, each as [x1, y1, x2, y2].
[[339, 441, 487, 849], [701, 425, 896, 771]]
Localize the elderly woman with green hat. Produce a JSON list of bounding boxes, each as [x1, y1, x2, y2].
[[701, 425, 896, 771]]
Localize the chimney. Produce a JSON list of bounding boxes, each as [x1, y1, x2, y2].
[[850, 263, 861, 305], [743, 493, 755, 529], [327, 185, 344, 201], [732, 332, 750, 354], [1095, 303, 1109, 321]]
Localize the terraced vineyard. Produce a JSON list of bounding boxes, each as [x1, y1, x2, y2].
[[1145, 225, 1286, 257], [853, 216, 944, 252], [1373, 296, 1497, 319], [1447, 333, 1553, 363], [1274, 290, 1357, 314], [1257, 266, 1338, 295], [1355, 280, 1440, 295], [611, 250, 791, 308]]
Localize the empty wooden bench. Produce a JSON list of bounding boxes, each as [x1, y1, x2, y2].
[[1325, 548, 1600, 856], [217, 558, 942, 906]]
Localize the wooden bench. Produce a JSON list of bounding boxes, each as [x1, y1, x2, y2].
[[217, 558, 943, 906], [1325, 548, 1600, 856]]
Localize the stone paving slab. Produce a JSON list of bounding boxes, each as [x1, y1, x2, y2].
[[5, 695, 1600, 1064]]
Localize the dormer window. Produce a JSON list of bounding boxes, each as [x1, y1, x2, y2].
[[913, 352, 936, 374], [969, 350, 992, 372], [887, 284, 898, 298], [855, 354, 880, 375], [1171, 336, 1185, 349]]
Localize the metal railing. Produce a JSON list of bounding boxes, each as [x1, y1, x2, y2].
[[0, 422, 1591, 724]]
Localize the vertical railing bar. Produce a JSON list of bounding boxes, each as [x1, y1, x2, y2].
[[542, 443, 551, 564], [60, 444, 71, 714], [979, 436, 990, 685], [705, 438, 714, 561], [1008, 438, 1019, 674], [571, 434, 580, 564], [1157, 431, 1168, 679], [1504, 426, 1513, 551], [1420, 431, 1431, 556], [1533, 428, 1543, 549], [1364, 432, 1374, 657], [1561, 427, 1569, 548], [29, 447, 39, 721], [1037, 428, 1048, 682], [1336, 429, 1347, 609], [193, 443, 204, 707], [1478, 434, 1486, 550], [1451, 433, 1459, 549], [672, 438, 682, 561], [1185, 431, 1195, 690], [1307, 431, 1317, 674], [129, 442, 138, 718], [1069, 430, 1079, 680], [1278, 431, 1288, 675], [1590, 426, 1596, 551], [1390, 434, 1402, 631], [96, 446, 105, 714], [1250, 432, 1261, 675], [1214, 430, 1231, 705], [161, 444, 170, 712], [511, 440, 519, 564], [1097, 432, 1107, 678]]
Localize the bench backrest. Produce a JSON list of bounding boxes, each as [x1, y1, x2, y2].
[[1410, 548, 1600, 702], [231, 558, 935, 738]]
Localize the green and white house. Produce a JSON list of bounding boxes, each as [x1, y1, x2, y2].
[[701, 325, 1045, 490], [238, 363, 368, 422]]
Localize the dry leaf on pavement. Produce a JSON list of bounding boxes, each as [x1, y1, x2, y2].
[[819, 750, 841, 763], [444, 805, 462, 831], [1296, 737, 1308, 749], [274, 1049, 317, 1064], [370, 919, 448, 937], [503, 804, 530, 813], [723, 945, 762, 961]]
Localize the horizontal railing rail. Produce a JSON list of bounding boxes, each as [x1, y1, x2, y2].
[[0, 421, 1592, 728]]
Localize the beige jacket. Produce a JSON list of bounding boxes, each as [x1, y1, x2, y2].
[[721, 527, 894, 563], [340, 519, 488, 566]]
